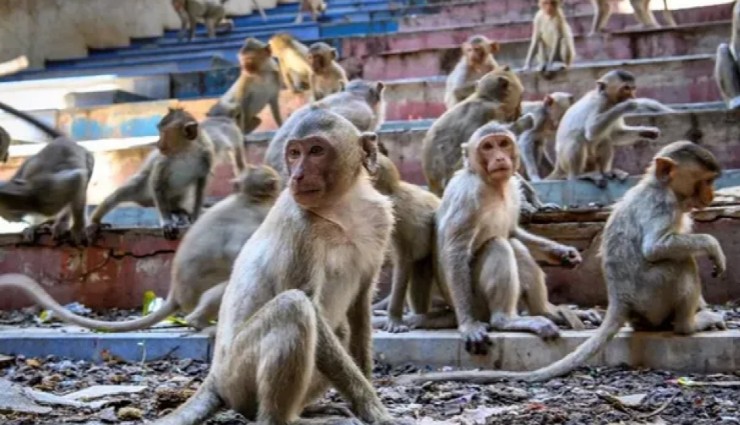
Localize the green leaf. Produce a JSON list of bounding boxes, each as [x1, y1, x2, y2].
[[141, 291, 158, 316]]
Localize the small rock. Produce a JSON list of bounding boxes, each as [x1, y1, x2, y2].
[[117, 406, 143, 420], [0, 378, 52, 414], [25, 358, 42, 368], [616, 393, 647, 407], [0, 354, 14, 367], [98, 406, 118, 422]]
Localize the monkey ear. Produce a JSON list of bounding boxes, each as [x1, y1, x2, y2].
[[510, 113, 535, 134], [501, 65, 511, 72], [496, 76, 510, 89], [654, 157, 676, 182], [568, 94, 575, 104], [183, 121, 199, 140], [543, 95, 554, 106], [460, 142, 471, 169], [359, 132, 379, 176], [597, 81, 607, 92], [330, 48, 338, 61], [490, 42, 500, 53], [376, 81, 385, 94]]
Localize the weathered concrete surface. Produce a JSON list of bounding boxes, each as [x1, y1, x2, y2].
[[1, 206, 739, 310], [0, 326, 737, 375], [352, 22, 727, 79]]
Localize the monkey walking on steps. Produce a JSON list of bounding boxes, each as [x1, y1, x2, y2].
[[0, 101, 94, 246], [523, 0, 576, 78], [590, 0, 676, 36], [444, 35, 500, 109], [295, 0, 327, 23], [171, 0, 236, 41], [151, 108, 412, 425], [715, 0, 740, 110], [396, 141, 726, 385], [547, 69, 673, 188], [87, 108, 215, 241], [0, 165, 281, 333]]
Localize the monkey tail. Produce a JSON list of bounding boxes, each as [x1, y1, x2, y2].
[[150, 377, 222, 425], [395, 306, 623, 385], [0, 273, 179, 332], [0, 101, 63, 139]]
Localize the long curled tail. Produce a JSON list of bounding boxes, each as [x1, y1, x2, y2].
[[395, 306, 624, 385], [0, 274, 177, 332], [0, 100, 63, 139], [150, 377, 222, 424]]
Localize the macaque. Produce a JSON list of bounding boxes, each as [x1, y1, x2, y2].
[[416, 123, 594, 356], [295, 0, 327, 23], [87, 108, 214, 240], [0, 165, 280, 332], [518, 92, 575, 181], [714, 0, 740, 110], [268, 33, 312, 93], [202, 102, 247, 176], [308, 42, 349, 101], [424, 66, 523, 196], [171, 0, 234, 41], [151, 107, 411, 425], [265, 79, 386, 180], [590, 0, 676, 36], [548, 70, 673, 188], [371, 153, 443, 333], [219, 38, 283, 135], [396, 141, 726, 385], [0, 126, 10, 163], [0, 101, 94, 245], [524, 0, 576, 77], [444, 35, 500, 109]]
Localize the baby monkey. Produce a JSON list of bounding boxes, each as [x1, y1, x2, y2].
[[524, 0, 576, 78], [396, 141, 726, 385], [171, 0, 234, 41]]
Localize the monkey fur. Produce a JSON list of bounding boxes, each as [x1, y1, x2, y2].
[[714, 0, 740, 110], [518, 92, 575, 181], [203, 102, 247, 176], [0, 165, 280, 332], [151, 107, 412, 425], [308, 42, 349, 101], [444, 35, 500, 109], [0, 101, 94, 246], [396, 141, 726, 385], [524, 0, 576, 78], [269, 33, 312, 93], [548, 69, 673, 187], [0, 125, 10, 163], [219, 38, 283, 135], [295, 0, 327, 23], [590, 0, 676, 36], [265, 79, 386, 181], [87, 108, 215, 240], [171, 0, 234, 41]]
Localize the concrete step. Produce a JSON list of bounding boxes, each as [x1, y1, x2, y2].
[[0, 326, 736, 375], [1, 204, 739, 310]]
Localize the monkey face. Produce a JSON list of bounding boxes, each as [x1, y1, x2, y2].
[[286, 136, 339, 207], [465, 43, 489, 66], [235, 165, 281, 199], [309, 53, 325, 71], [540, 0, 557, 15], [475, 134, 517, 182], [655, 157, 719, 210]]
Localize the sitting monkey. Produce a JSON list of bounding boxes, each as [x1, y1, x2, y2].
[[397, 141, 726, 385], [171, 0, 234, 41], [308, 42, 349, 101], [548, 69, 672, 187], [444, 35, 500, 109], [0, 165, 281, 332], [524, 0, 576, 78], [715, 0, 740, 110]]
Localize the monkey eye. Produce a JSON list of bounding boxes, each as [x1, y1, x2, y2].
[[309, 145, 325, 155], [287, 148, 301, 159], [499, 139, 511, 148], [481, 143, 493, 151]]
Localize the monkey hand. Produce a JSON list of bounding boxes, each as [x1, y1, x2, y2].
[[538, 202, 562, 212], [553, 245, 582, 268], [459, 321, 491, 355], [383, 317, 410, 333], [162, 221, 183, 240], [708, 239, 726, 277], [85, 222, 110, 243], [638, 127, 660, 140]]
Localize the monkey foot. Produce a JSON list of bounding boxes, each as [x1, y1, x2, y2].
[[383, 317, 410, 333], [85, 223, 111, 243], [530, 317, 561, 339], [162, 224, 186, 240], [578, 174, 608, 188], [605, 168, 630, 182], [21, 224, 51, 244], [691, 309, 727, 332], [460, 321, 492, 355], [538, 202, 562, 212]]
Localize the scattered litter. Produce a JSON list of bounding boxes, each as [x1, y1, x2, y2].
[[63, 385, 147, 401], [671, 377, 740, 387]]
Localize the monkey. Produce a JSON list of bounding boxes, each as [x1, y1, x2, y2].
[[444, 35, 500, 109], [268, 33, 312, 94], [308, 42, 349, 101], [395, 141, 727, 385], [0, 55, 29, 78], [714, 0, 740, 110], [219, 38, 283, 135], [370, 153, 443, 333], [547, 70, 673, 188], [171, 0, 234, 41], [518, 92, 575, 181], [150, 107, 413, 425], [295, 0, 327, 23], [0, 165, 281, 332], [264, 79, 386, 181], [523, 0, 576, 78], [590, 0, 676, 36], [0, 125, 10, 163], [87, 108, 214, 240], [202, 102, 247, 176], [0, 101, 94, 246], [424, 66, 523, 197]]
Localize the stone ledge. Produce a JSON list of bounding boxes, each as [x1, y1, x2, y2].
[[0, 326, 736, 374]]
